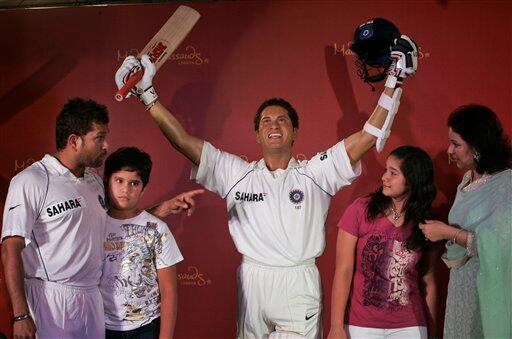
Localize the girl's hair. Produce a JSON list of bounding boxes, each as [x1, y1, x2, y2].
[[366, 146, 436, 251]]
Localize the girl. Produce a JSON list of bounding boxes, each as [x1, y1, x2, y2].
[[328, 146, 438, 339]]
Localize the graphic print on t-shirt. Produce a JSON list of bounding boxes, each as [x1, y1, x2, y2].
[[360, 234, 415, 311], [104, 221, 164, 321]]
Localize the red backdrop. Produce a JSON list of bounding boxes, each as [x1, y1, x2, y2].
[[0, 1, 510, 338]]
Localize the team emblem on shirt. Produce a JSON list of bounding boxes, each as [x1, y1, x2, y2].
[[289, 189, 304, 204]]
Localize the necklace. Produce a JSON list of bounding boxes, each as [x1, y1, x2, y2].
[[390, 204, 402, 220]]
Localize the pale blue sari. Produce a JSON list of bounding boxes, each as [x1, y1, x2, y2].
[[443, 169, 511, 339]]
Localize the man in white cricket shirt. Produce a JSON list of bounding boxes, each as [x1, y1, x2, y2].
[[115, 33, 418, 338], [1, 98, 110, 338], [1, 98, 202, 339]]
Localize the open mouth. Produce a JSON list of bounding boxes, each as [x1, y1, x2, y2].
[[268, 132, 282, 139]]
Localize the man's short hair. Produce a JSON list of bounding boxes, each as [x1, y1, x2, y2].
[[56, 98, 109, 150], [254, 98, 299, 131], [104, 147, 153, 188]]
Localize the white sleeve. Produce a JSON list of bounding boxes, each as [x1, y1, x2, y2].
[[1, 169, 46, 245], [302, 140, 362, 195], [155, 221, 184, 269], [190, 141, 251, 198]]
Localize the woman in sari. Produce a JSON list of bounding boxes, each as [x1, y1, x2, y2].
[[420, 104, 511, 339]]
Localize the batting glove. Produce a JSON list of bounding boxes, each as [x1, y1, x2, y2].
[[387, 35, 418, 79], [115, 55, 158, 107]]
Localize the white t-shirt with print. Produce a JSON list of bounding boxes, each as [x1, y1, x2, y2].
[[100, 211, 183, 331]]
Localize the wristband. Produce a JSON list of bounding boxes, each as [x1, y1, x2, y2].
[[140, 86, 159, 107], [13, 313, 31, 322]]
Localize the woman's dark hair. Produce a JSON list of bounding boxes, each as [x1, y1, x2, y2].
[[448, 104, 511, 174], [366, 146, 436, 251]]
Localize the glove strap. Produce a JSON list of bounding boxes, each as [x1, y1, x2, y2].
[[385, 75, 398, 89], [140, 86, 158, 107]]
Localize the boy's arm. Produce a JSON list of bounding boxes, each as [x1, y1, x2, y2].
[[157, 265, 178, 339]]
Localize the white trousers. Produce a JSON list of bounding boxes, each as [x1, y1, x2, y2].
[[347, 325, 428, 339], [25, 279, 105, 339], [237, 258, 321, 339]]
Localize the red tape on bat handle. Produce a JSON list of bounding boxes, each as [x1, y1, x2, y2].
[[115, 70, 144, 102]]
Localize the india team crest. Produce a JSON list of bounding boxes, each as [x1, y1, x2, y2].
[[289, 189, 304, 204]]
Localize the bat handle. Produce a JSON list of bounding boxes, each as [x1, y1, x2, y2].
[[115, 70, 144, 102]]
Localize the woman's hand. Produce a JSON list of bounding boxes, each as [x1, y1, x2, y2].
[[419, 220, 457, 242]]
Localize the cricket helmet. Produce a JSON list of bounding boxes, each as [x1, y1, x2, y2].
[[350, 18, 400, 84]]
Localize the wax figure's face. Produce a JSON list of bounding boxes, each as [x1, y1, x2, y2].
[[77, 122, 109, 168], [382, 155, 408, 199], [107, 169, 144, 212], [447, 127, 475, 170], [256, 105, 297, 153]]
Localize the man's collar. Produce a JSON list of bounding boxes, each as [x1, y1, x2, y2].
[[42, 154, 71, 176], [256, 157, 300, 170]]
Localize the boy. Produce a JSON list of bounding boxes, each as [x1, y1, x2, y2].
[[100, 147, 183, 338]]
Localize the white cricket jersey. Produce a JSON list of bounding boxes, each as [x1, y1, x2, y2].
[[100, 211, 183, 331], [1, 154, 107, 287], [191, 141, 361, 266]]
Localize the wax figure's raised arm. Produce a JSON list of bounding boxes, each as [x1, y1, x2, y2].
[[345, 35, 418, 167], [115, 55, 204, 166]]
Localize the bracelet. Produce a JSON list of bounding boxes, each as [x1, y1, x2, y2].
[[13, 313, 31, 322], [452, 228, 464, 244], [465, 231, 477, 257]]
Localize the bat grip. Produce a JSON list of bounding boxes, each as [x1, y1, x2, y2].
[[115, 70, 144, 102]]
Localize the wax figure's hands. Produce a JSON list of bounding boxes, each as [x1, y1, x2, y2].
[[13, 316, 36, 339], [327, 327, 348, 339], [152, 189, 205, 218], [419, 220, 457, 242], [115, 54, 158, 106], [387, 35, 418, 79]]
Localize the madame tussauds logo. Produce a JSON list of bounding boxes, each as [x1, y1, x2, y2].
[[178, 266, 212, 287], [170, 45, 209, 65], [117, 45, 209, 66], [332, 41, 430, 59]]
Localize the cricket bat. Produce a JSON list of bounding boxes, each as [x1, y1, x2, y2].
[[115, 5, 200, 101]]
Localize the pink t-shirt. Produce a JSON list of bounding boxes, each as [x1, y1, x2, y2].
[[337, 197, 427, 328]]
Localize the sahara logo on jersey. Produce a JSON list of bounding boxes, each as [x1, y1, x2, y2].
[[46, 197, 83, 217], [235, 191, 266, 202]]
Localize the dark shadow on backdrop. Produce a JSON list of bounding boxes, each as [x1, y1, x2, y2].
[[0, 54, 76, 126]]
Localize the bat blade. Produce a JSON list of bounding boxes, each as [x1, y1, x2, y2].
[[115, 5, 200, 102]]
